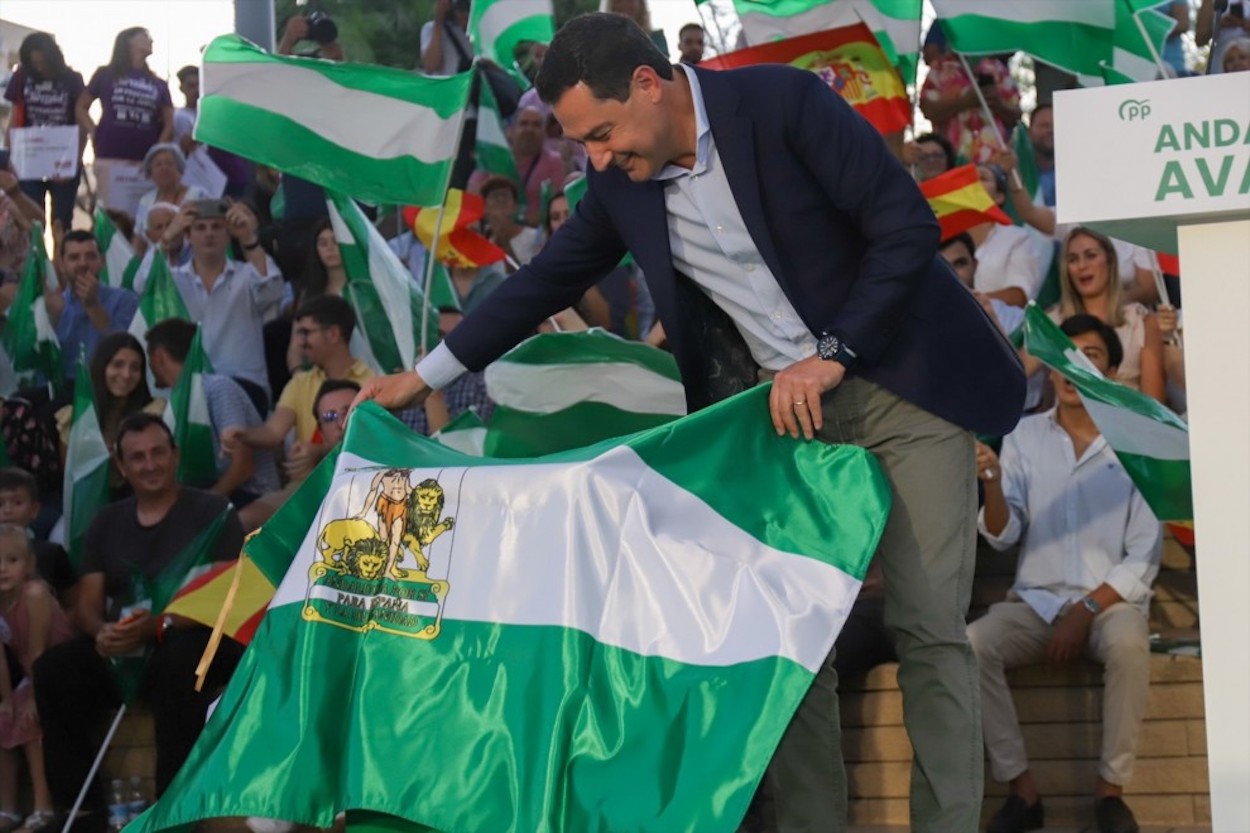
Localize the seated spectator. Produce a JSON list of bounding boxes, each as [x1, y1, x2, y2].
[[282, 218, 344, 377], [133, 143, 207, 239], [1223, 35, 1250, 71], [903, 132, 956, 182], [396, 310, 494, 437], [1052, 227, 1169, 401], [471, 106, 567, 227], [0, 524, 73, 833], [1198, 0, 1250, 75], [481, 176, 544, 268], [162, 199, 285, 413], [938, 233, 1024, 337], [46, 230, 139, 383], [920, 28, 1020, 165], [971, 315, 1161, 833], [0, 469, 75, 605], [34, 413, 245, 820], [222, 296, 373, 483], [238, 379, 358, 533], [968, 164, 1044, 306], [145, 318, 280, 507]]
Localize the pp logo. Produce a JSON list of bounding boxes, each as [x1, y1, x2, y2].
[[1118, 99, 1151, 121]]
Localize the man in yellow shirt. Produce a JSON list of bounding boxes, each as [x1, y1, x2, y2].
[[222, 295, 372, 481]]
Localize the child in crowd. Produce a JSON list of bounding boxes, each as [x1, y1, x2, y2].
[[0, 469, 76, 605], [0, 524, 73, 832]]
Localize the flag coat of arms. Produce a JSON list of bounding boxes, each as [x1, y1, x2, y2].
[[700, 23, 911, 135], [131, 387, 890, 833]]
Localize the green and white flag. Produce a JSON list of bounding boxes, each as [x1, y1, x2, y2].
[[733, 0, 923, 84], [932, 1, 1172, 83], [326, 192, 441, 374], [1023, 304, 1191, 521], [475, 77, 524, 213], [432, 408, 487, 456], [128, 386, 890, 832], [1, 225, 64, 395], [62, 356, 112, 569], [94, 207, 137, 289], [469, 0, 555, 88], [128, 251, 190, 348], [484, 330, 687, 457], [169, 327, 218, 487], [198, 34, 474, 207], [1078, 1, 1174, 86]]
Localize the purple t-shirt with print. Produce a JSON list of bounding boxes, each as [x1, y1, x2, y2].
[[86, 66, 172, 161], [3, 67, 85, 127]]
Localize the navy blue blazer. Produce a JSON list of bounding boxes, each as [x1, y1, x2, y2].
[[446, 64, 1026, 437]]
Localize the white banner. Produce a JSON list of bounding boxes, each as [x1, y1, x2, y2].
[[10, 126, 80, 181]]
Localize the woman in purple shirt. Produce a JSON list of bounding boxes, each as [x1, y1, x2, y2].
[[75, 27, 173, 199], [2, 33, 86, 231]]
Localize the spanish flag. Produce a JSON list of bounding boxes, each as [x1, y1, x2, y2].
[[699, 23, 910, 136], [919, 164, 1012, 242], [402, 189, 507, 269]]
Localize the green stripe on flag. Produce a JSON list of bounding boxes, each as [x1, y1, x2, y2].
[[171, 328, 218, 486], [1023, 305, 1191, 521], [94, 208, 136, 289], [1, 225, 65, 396], [199, 35, 473, 207], [62, 356, 111, 569]]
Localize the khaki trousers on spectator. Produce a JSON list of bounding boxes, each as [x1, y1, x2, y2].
[[967, 599, 1151, 786], [763, 377, 981, 833]]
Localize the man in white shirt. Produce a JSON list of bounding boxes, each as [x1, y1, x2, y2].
[[161, 200, 285, 412], [971, 314, 1162, 833]]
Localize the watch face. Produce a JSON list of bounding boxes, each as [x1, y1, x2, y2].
[[818, 334, 839, 360]]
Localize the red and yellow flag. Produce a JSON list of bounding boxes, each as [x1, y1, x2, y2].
[[699, 23, 910, 136], [402, 189, 507, 269], [919, 164, 1012, 242], [164, 557, 276, 644]]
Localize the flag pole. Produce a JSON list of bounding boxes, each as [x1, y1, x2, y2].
[[1147, 249, 1173, 309], [419, 67, 475, 360], [62, 704, 127, 833], [1130, 6, 1173, 80], [956, 51, 1024, 191]]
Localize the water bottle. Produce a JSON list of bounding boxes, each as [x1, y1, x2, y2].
[[107, 779, 128, 832], [126, 775, 148, 821]]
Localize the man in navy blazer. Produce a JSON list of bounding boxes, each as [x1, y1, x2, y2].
[[358, 13, 1025, 832]]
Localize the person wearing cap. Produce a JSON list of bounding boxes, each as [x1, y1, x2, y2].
[[134, 142, 207, 238]]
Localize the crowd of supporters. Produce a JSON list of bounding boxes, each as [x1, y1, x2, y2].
[[0, 2, 1241, 831]]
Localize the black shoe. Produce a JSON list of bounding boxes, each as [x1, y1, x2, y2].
[[986, 794, 1044, 833], [1095, 796, 1140, 833]]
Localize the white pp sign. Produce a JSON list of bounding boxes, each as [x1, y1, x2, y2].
[[10, 126, 80, 180]]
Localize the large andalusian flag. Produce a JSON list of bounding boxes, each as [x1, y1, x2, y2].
[[484, 330, 687, 457], [326, 192, 441, 374], [469, 0, 555, 87], [61, 357, 111, 568], [701, 23, 910, 135], [932, 0, 1173, 84], [1, 225, 63, 395], [1024, 305, 1191, 520], [130, 387, 890, 832], [919, 164, 1012, 241], [198, 35, 474, 207], [733, 0, 923, 84]]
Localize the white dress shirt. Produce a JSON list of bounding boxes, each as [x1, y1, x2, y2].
[[978, 410, 1162, 623], [418, 63, 817, 388], [171, 257, 285, 390]]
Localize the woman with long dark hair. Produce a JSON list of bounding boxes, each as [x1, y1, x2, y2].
[[75, 27, 173, 206], [2, 33, 86, 231]]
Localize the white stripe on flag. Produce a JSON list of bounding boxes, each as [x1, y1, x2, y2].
[[271, 448, 860, 673], [485, 362, 687, 415], [934, 0, 1112, 27], [478, 0, 551, 44], [206, 62, 461, 163], [1084, 400, 1190, 461]]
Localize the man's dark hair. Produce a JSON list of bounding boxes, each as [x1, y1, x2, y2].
[[915, 132, 956, 171], [62, 229, 98, 250], [1060, 314, 1124, 370], [176, 64, 198, 82], [939, 231, 976, 257], [145, 317, 197, 363], [295, 294, 357, 342], [480, 175, 520, 203], [0, 467, 39, 502], [312, 379, 361, 421], [536, 13, 673, 105], [679, 22, 704, 38], [114, 412, 176, 459], [1030, 101, 1054, 121]]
